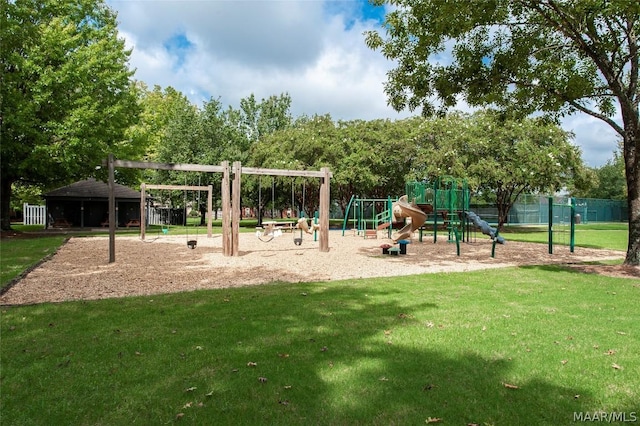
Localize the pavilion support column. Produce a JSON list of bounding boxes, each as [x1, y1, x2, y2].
[[232, 161, 242, 256], [221, 161, 232, 256], [319, 167, 330, 252], [140, 183, 146, 241], [108, 153, 116, 263], [207, 185, 213, 238]]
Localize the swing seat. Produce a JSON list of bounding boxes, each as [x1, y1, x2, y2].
[[187, 240, 197, 249], [162, 228, 169, 235], [294, 237, 303, 246]]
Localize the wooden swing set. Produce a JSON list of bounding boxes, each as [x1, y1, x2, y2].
[[105, 155, 331, 263], [139, 183, 214, 243]]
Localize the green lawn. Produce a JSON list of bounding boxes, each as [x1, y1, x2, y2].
[[1, 269, 638, 425], [502, 222, 629, 251], [1, 222, 636, 425], [0, 235, 68, 285]]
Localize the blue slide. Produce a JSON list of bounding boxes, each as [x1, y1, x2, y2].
[[465, 211, 506, 244]]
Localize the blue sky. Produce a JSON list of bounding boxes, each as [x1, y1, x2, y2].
[[107, 0, 618, 167]]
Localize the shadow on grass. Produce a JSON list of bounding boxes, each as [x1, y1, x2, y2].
[[208, 284, 594, 425], [519, 264, 588, 275], [520, 263, 639, 280], [3, 281, 620, 425]]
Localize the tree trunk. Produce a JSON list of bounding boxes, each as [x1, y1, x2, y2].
[[0, 177, 14, 231], [622, 124, 639, 265], [494, 187, 514, 230]]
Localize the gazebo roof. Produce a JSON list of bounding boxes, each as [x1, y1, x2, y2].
[[43, 178, 141, 200]]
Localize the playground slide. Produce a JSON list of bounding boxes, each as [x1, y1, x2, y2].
[[466, 211, 505, 244], [391, 195, 427, 242]]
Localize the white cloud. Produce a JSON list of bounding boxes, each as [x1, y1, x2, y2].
[[110, 0, 619, 168], [561, 115, 621, 167]]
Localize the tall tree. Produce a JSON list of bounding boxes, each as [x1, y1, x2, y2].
[[410, 111, 589, 227], [574, 146, 627, 200], [335, 118, 414, 203], [229, 93, 293, 144], [128, 84, 189, 163], [248, 114, 338, 218], [366, 1, 640, 264], [250, 115, 415, 216], [1, 0, 139, 230], [153, 90, 202, 186]]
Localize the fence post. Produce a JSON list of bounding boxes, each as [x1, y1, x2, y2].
[[548, 196, 553, 254], [570, 198, 576, 253]]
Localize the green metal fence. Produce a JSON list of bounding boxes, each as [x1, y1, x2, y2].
[[470, 194, 627, 225]]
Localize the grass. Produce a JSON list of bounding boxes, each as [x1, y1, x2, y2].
[[0, 235, 68, 286], [1, 269, 638, 425], [0, 222, 635, 424], [502, 222, 628, 251]]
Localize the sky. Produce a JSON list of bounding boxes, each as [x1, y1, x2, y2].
[[107, 0, 619, 168]]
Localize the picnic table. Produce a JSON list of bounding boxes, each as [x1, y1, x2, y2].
[[52, 218, 72, 228], [125, 219, 141, 228], [261, 221, 296, 232]]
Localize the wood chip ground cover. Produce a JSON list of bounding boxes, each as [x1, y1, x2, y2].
[[1, 232, 632, 306]]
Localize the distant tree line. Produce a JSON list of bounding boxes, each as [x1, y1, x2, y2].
[[2, 0, 624, 234]]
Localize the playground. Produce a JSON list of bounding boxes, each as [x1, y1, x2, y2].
[[1, 230, 626, 305]]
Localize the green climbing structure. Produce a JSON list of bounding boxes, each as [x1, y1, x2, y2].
[[405, 176, 470, 253]]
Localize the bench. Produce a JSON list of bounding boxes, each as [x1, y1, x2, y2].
[[364, 230, 378, 239]]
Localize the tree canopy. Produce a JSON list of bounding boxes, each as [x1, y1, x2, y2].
[[409, 111, 589, 227], [575, 145, 627, 200], [365, 0, 639, 265], [1, 0, 140, 229]]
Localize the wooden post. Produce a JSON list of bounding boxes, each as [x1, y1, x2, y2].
[[108, 154, 116, 263], [232, 161, 242, 256], [319, 167, 330, 252], [140, 183, 146, 240], [207, 185, 213, 238], [221, 161, 232, 256]]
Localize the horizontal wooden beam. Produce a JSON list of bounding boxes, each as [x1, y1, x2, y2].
[[110, 159, 226, 173], [106, 158, 331, 178], [236, 166, 332, 178], [144, 184, 210, 191]]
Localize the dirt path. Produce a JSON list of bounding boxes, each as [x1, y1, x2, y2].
[[1, 231, 632, 305]]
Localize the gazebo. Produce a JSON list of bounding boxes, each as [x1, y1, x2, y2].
[[43, 178, 141, 228]]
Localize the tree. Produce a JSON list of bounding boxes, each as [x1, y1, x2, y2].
[[334, 118, 414, 205], [152, 89, 204, 211], [249, 115, 415, 217], [128, 84, 190, 163], [228, 93, 293, 145], [410, 111, 589, 227], [248, 114, 337, 218], [1, 0, 139, 230], [221, 93, 293, 220], [366, 1, 639, 264], [574, 146, 627, 200]]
